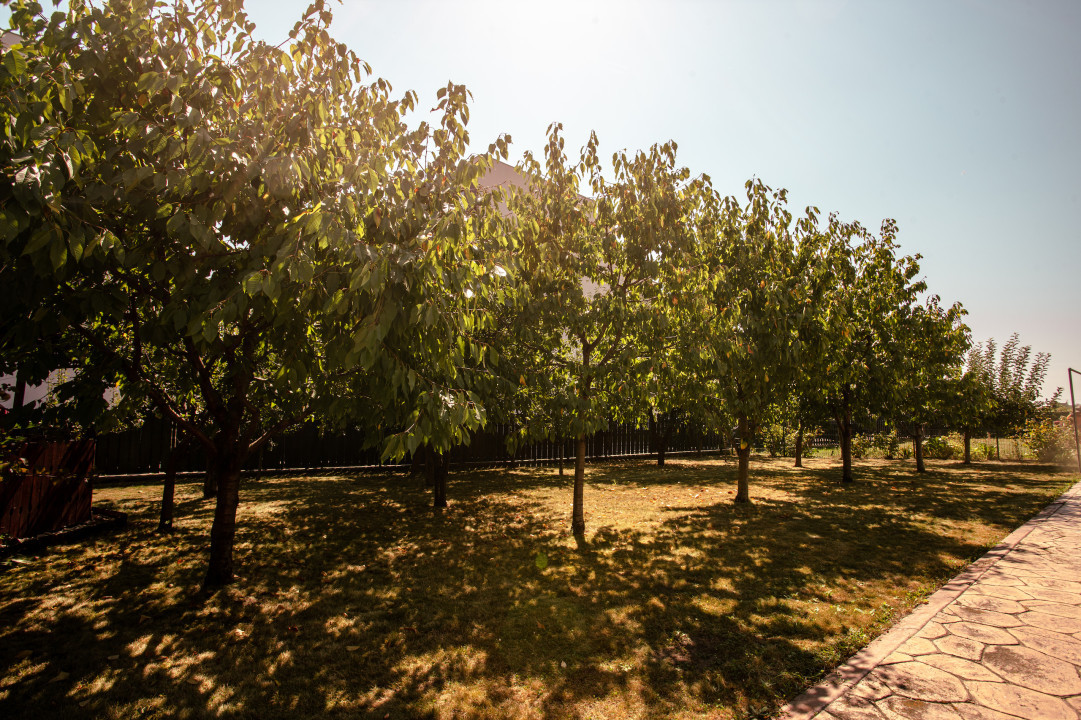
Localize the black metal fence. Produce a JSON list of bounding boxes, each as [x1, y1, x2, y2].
[[93, 417, 725, 477]]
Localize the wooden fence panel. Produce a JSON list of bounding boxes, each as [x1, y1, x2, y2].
[[1, 440, 95, 540]]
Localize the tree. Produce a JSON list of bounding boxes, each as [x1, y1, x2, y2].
[[949, 344, 995, 464], [965, 334, 1059, 459], [893, 297, 969, 472], [815, 219, 921, 483], [0, 0, 501, 586], [692, 180, 821, 502], [351, 81, 513, 510], [637, 199, 718, 468], [509, 127, 701, 535], [786, 212, 867, 469]]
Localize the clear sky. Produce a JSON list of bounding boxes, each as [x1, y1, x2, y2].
[[9, 1, 1081, 398]]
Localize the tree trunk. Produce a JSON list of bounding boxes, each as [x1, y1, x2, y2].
[[915, 424, 926, 473], [839, 388, 853, 483], [12, 371, 26, 410], [203, 460, 242, 589], [203, 467, 219, 500], [558, 438, 564, 477], [158, 437, 185, 533], [423, 447, 436, 488], [648, 410, 658, 461], [571, 434, 586, 536], [963, 429, 971, 465], [408, 447, 425, 481], [995, 435, 1000, 461], [433, 452, 448, 509], [794, 423, 804, 468], [735, 415, 751, 503], [658, 421, 672, 468]]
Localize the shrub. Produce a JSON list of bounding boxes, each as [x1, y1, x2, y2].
[[881, 430, 901, 460], [956, 434, 995, 462], [850, 434, 867, 459], [763, 424, 817, 458], [762, 424, 790, 458], [923, 436, 955, 460], [1024, 419, 1076, 465]]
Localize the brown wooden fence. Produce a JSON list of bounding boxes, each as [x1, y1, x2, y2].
[[1, 440, 96, 540]]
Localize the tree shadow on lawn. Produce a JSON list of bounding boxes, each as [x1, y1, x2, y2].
[[0, 458, 1074, 720]]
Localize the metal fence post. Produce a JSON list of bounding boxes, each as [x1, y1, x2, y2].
[[1069, 368, 1081, 474]]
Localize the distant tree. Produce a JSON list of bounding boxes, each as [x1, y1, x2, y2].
[[637, 189, 718, 468], [893, 297, 969, 472], [816, 220, 922, 483], [788, 212, 869, 469], [947, 344, 995, 464], [967, 334, 1060, 459], [364, 82, 513, 510], [693, 180, 822, 501], [509, 127, 701, 535]]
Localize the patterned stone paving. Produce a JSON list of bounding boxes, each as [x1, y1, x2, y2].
[[781, 481, 1081, 720]]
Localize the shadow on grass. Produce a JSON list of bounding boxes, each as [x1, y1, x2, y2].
[[0, 457, 1075, 719]]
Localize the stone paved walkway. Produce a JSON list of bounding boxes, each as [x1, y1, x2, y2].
[[780, 480, 1081, 720]]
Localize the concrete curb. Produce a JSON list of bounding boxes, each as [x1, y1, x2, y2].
[[776, 479, 1081, 720]]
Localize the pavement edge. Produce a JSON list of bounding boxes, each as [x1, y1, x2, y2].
[[775, 477, 1081, 720]]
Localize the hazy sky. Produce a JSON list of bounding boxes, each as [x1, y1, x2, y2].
[[10, 1, 1081, 398]]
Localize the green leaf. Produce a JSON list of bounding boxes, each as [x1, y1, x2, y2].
[[189, 216, 214, 247], [0, 210, 22, 242], [262, 274, 280, 301], [23, 225, 54, 255], [49, 239, 67, 271], [241, 272, 260, 297], [3, 48, 27, 77], [294, 258, 314, 283], [166, 211, 188, 238], [136, 71, 161, 93]]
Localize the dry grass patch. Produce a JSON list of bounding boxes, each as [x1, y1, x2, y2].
[[0, 456, 1075, 719]]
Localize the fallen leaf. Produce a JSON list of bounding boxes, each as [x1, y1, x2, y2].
[[107, 654, 120, 661], [49, 671, 69, 683], [346, 645, 360, 651]]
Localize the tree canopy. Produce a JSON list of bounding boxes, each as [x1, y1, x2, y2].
[[3, 0, 1054, 586], [0, 0, 507, 585]]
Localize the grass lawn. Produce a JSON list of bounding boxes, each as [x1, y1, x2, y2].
[[1, 456, 1076, 719]]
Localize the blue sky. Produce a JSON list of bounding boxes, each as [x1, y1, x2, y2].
[[245, 0, 1078, 397], [9, 1, 1081, 398]]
